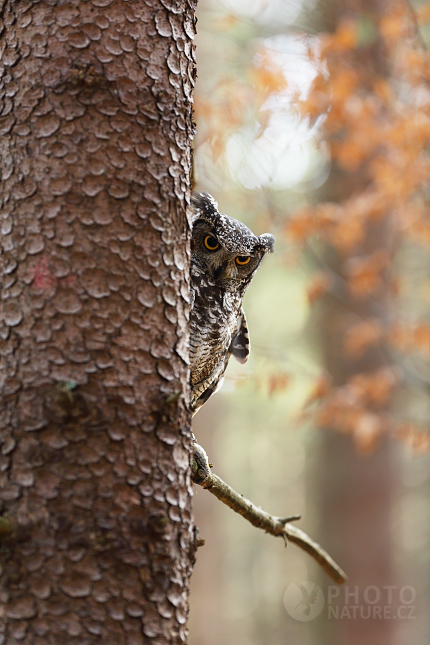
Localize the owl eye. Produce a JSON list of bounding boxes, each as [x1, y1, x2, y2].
[[236, 256, 251, 266], [204, 235, 219, 251]]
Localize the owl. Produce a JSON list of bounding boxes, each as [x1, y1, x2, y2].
[[190, 192, 275, 415]]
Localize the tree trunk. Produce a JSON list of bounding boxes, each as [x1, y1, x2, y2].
[[312, 2, 397, 644], [0, 1, 197, 643]]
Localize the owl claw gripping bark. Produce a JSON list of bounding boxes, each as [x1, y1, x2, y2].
[[189, 192, 274, 482], [191, 439, 212, 485]]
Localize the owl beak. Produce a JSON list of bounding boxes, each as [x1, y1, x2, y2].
[[214, 262, 228, 281]]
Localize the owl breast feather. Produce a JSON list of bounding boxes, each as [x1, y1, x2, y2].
[[189, 272, 243, 413]]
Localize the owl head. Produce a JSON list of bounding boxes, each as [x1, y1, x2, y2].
[[191, 192, 275, 291]]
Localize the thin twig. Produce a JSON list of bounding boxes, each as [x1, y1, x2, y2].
[[193, 453, 347, 584]]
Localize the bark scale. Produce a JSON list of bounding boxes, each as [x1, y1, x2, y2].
[[0, 0, 197, 643]]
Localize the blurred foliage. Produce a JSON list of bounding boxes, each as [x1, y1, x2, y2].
[[193, 0, 430, 452], [190, 1, 430, 644]]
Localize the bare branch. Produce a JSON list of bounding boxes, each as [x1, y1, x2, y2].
[[193, 457, 347, 584]]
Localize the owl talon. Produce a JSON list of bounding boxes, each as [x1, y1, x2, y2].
[[191, 442, 212, 484]]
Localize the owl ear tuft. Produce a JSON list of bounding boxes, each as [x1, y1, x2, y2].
[[258, 233, 275, 253], [190, 191, 219, 225]]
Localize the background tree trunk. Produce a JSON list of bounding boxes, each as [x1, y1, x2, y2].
[[0, 1, 197, 643], [312, 2, 397, 644]]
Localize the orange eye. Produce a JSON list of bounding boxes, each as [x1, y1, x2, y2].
[[236, 256, 251, 265], [204, 235, 219, 251]]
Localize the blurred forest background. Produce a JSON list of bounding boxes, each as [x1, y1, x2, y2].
[[188, 0, 430, 644]]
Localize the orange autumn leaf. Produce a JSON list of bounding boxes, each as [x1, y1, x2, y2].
[[251, 49, 287, 97], [267, 373, 291, 397], [389, 323, 430, 355], [413, 324, 430, 353], [305, 373, 332, 408], [330, 69, 360, 104], [330, 215, 365, 251], [299, 73, 331, 119], [348, 369, 397, 407], [344, 320, 382, 358], [379, 8, 409, 43], [373, 78, 393, 104], [396, 424, 430, 454], [353, 413, 384, 453], [286, 210, 319, 242], [333, 138, 368, 172], [316, 394, 364, 433], [321, 21, 358, 53], [346, 249, 389, 297]]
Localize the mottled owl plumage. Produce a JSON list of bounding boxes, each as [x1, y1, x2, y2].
[[190, 192, 274, 415]]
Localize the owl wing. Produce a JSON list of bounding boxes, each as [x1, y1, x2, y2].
[[229, 307, 250, 364]]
